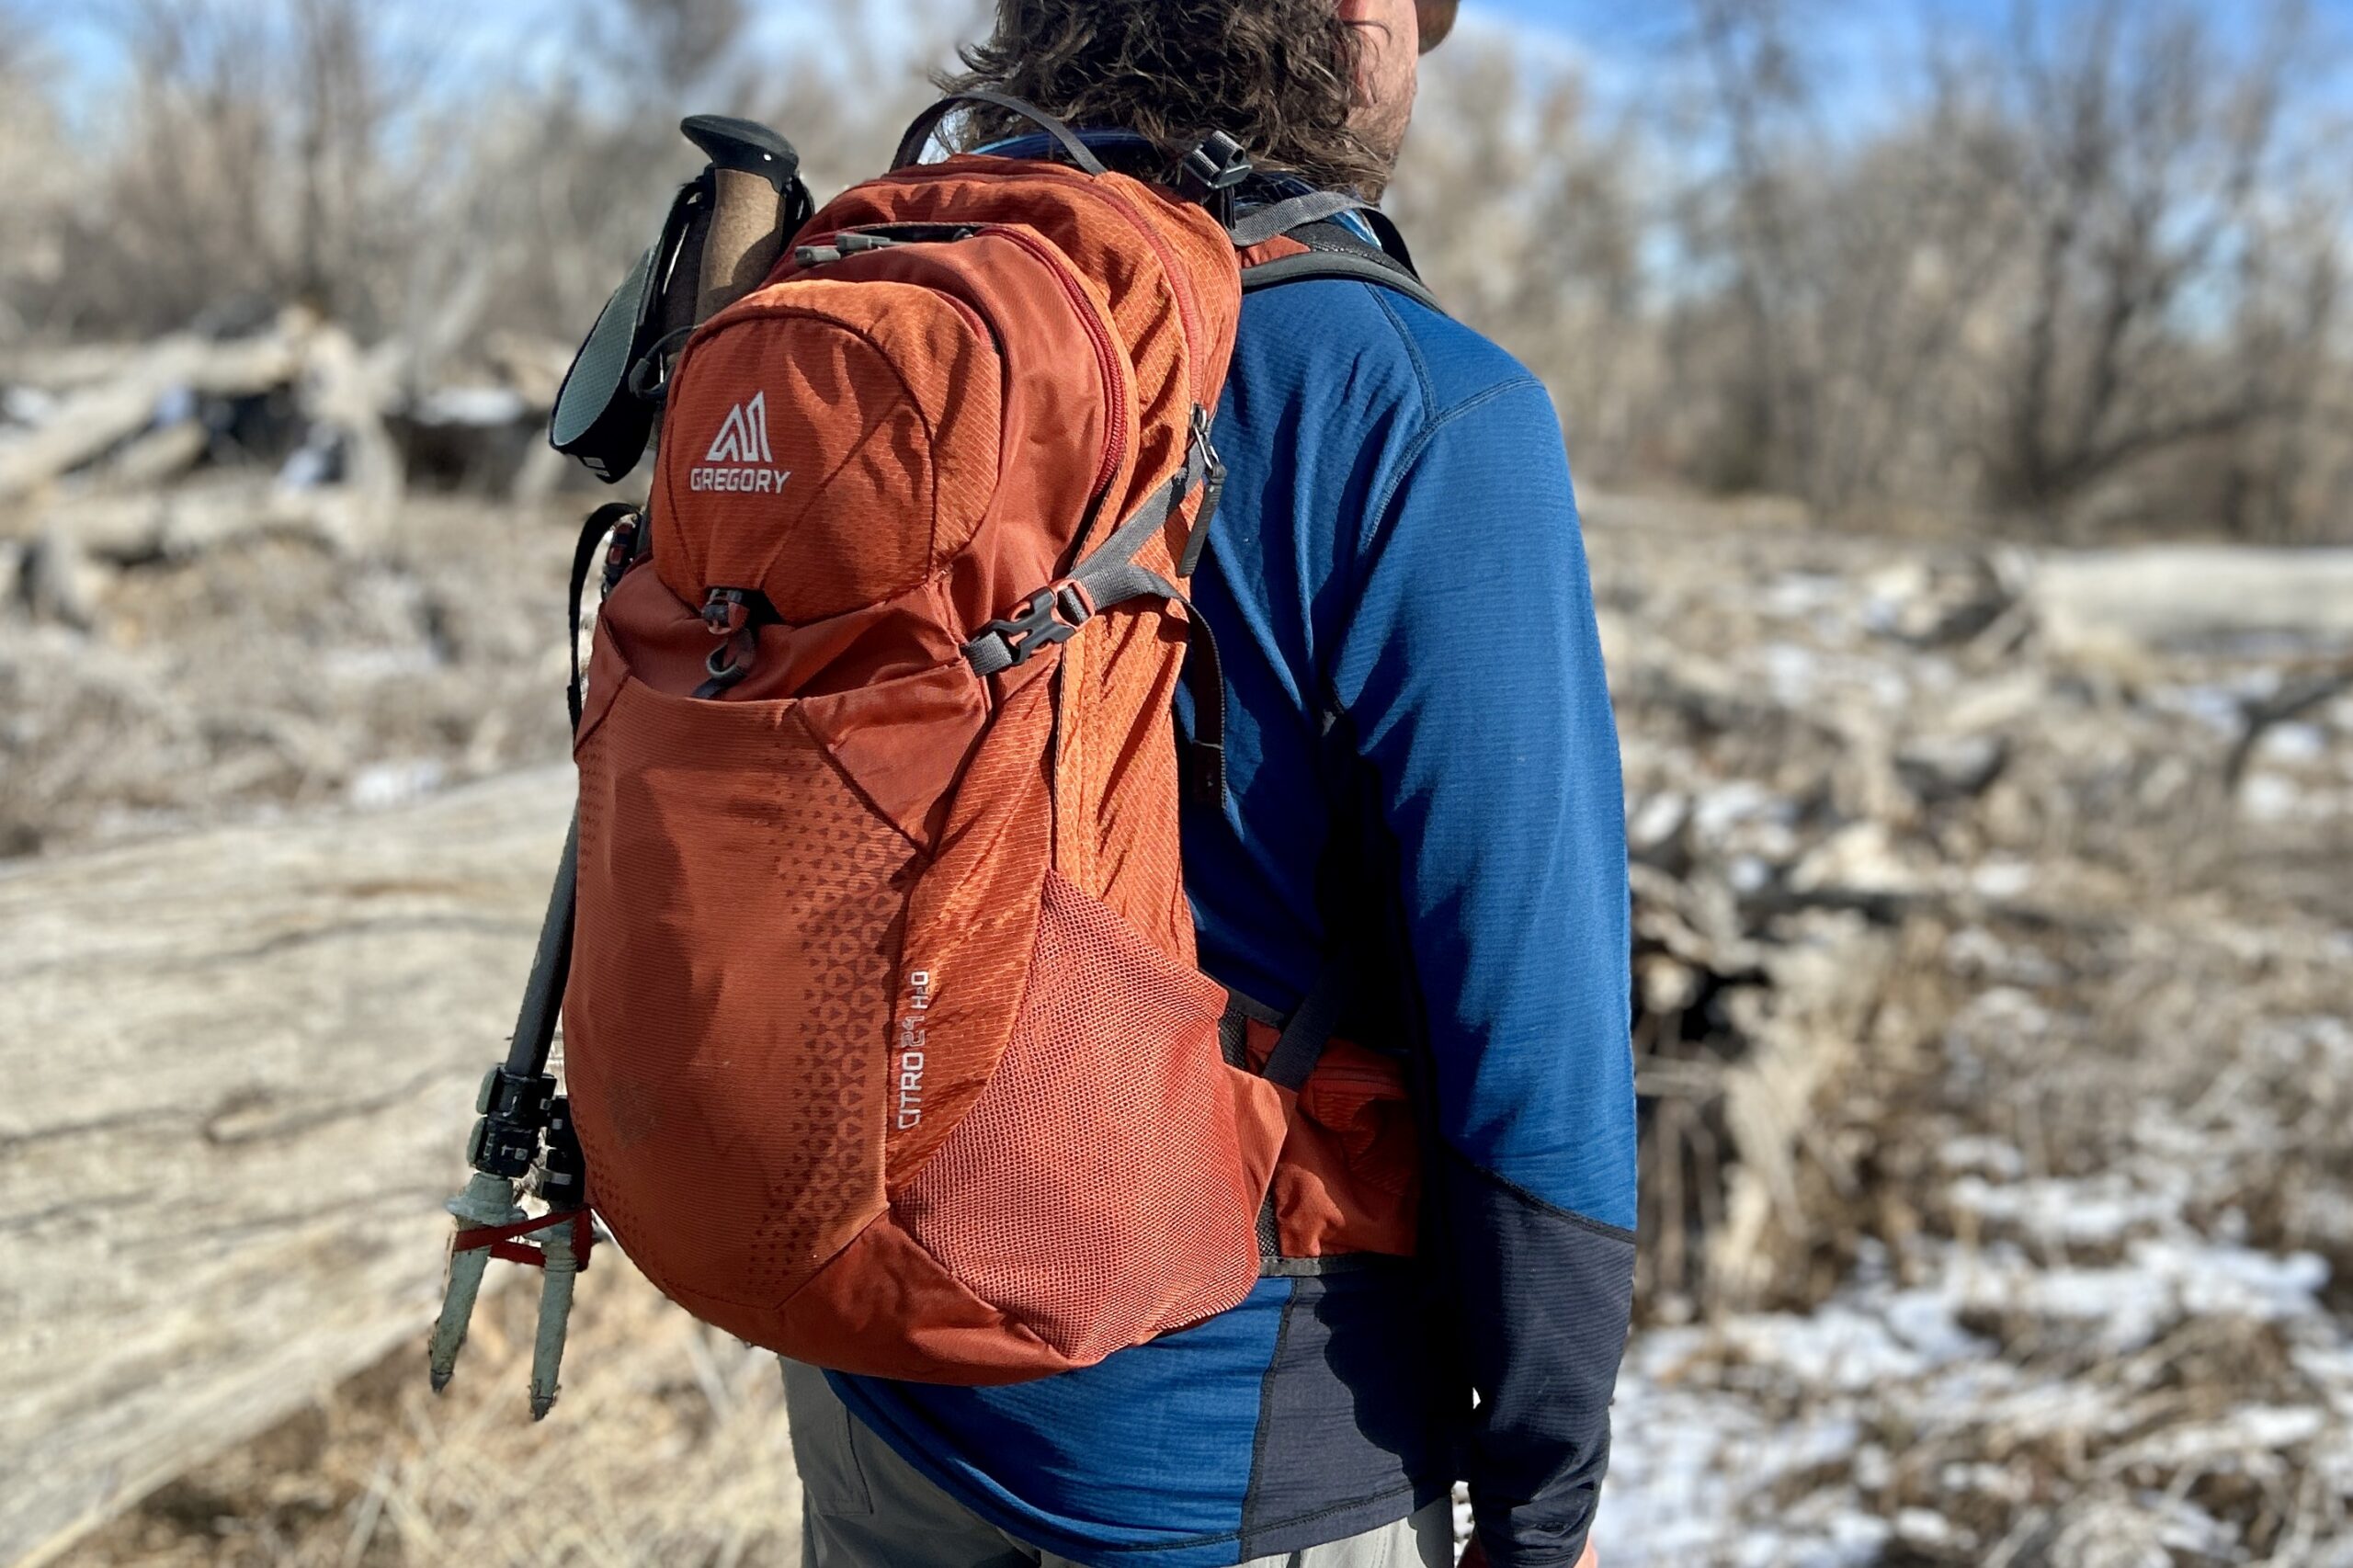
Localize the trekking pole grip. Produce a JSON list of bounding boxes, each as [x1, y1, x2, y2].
[[682, 115, 803, 324]]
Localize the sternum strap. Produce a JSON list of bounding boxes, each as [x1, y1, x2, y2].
[[961, 413, 1232, 804]]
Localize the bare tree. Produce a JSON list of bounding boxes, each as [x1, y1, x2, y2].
[[0, 6, 70, 342], [1637, 0, 2350, 535], [620, 0, 752, 106], [4, 0, 2347, 543], [1984, 0, 2328, 528], [1682, 0, 1824, 495], [1388, 39, 1653, 483]]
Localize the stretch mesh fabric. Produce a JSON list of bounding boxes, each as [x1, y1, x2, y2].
[[895, 870, 1274, 1362]]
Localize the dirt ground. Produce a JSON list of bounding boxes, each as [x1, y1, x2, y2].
[[15, 487, 2353, 1567], [70, 1262, 802, 1568], [0, 494, 579, 859]]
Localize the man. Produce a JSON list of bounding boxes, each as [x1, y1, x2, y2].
[[784, 3, 1636, 1565]]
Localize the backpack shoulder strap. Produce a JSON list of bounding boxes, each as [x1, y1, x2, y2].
[[1235, 195, 1444, 314]]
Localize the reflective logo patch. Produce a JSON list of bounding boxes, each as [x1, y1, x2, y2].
[[692, 392, 792, 493]]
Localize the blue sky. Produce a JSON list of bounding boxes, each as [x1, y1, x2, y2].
[[42, 0, 2353, 116], [1484, 0, 2353, 130]]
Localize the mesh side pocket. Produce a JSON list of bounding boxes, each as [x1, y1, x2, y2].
[[893, 869, 1281, 1364]]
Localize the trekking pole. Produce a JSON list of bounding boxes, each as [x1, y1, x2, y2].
[[432, 113, 806, 1416], [551, 118, 805, 486], [428, 814, 579, 1407]]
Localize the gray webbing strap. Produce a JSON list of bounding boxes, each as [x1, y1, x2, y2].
[[1073, 560, 1181, 613], [960, 420, 1220, 678], [1256, 960, 1353, 1093], [957, 468, 1187, 680], [1226, 190, 1372, 249], [1074, 432, 1211, 595], [959, 420, 1231, 802], [1242, 251, 1446, 314]]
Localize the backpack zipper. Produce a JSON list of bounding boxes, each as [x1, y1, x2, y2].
[[891, 161, 1211, 400], [983, 224, 1130, 502]]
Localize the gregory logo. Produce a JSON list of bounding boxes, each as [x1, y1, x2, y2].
[[896, 970, 932, 1131], [691, 392, 792, 494]]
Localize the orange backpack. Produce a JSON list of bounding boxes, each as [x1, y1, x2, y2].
[[557, 97, 1324, 1383], [433, 99, 1437, 1405]]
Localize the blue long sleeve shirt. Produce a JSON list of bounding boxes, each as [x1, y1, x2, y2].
[[834, 204, 1637, 1568]]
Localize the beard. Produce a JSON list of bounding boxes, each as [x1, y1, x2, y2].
[[1352, 91, 1413, 198]]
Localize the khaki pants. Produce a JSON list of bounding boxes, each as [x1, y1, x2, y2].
[[783, 1360, 1453, 1568]]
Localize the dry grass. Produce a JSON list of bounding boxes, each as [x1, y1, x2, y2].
[[1, 496, 578, 858], [70, 1261, 801, 1568]]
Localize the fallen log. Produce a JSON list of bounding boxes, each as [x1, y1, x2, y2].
[[11, 481, 358, 559], [0, 768, 574, 1568], [2033, 546, 2353, 652], [0, 334, 301, 504], [0, 342, 184, 395]]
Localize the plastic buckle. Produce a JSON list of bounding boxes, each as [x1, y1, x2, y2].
[[1176, 133, 1252, 214], [601, 513, 642, 595], [983, 583, 1094, 668]]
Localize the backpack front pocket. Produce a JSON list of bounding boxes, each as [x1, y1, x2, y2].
[[568, 674, 919, 1325]]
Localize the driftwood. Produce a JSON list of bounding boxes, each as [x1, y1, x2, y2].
[[0, 322, 583, 523], [11, 482, 361, 557], [0, 335, 301, 504], [2034, 545, 2353, 651], [0, 342, 166, 393], [0, 768, 573, 1568]]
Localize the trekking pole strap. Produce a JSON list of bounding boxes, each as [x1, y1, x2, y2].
[[568, 504, 640, 730]]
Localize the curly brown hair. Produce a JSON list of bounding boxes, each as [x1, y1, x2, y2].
[[940, 0, 1390, 195]]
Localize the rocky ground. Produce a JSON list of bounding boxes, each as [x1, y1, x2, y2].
[[1589, 500, 2353, 1565], [9, 470, 2353, 1565]]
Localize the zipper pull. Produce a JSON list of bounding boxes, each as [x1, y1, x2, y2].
[[702, 588, 752, 637], [794, 232, 907, 269], [696, 589, 761, 699]]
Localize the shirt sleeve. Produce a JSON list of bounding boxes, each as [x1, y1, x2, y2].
[[1327, 376, 1638, 1566]]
